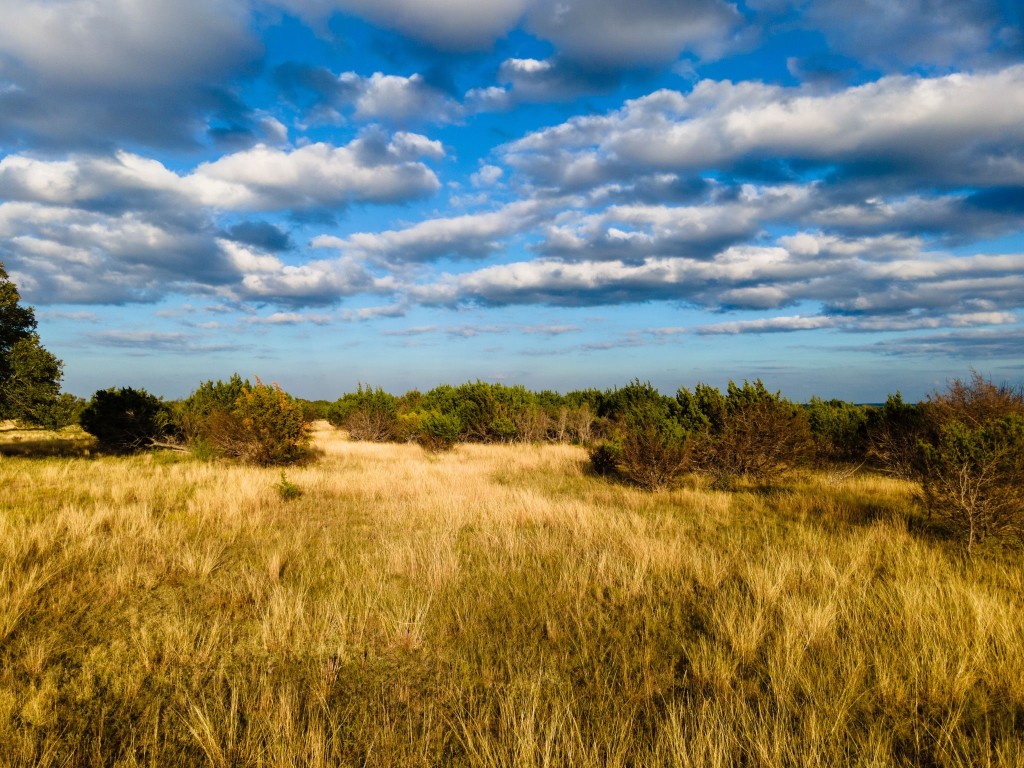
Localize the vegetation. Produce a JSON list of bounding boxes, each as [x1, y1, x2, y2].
[[0, 262, 71, 428], [1, 424, 1022, 766], [180, 376, 311, 465], [79, 387, 177, 453], [915, 373, 1024, 552]]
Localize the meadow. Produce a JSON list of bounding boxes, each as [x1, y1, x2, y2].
[[0, 422, 1022, 766]]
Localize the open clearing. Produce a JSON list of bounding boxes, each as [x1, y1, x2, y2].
[[1, 424, 1022, 766]]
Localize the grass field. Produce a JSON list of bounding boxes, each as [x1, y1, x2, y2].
[[1, 423, 1022, 766]]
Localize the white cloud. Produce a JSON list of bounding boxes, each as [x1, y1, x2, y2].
[[471, 165, 504, 187], [191, 134, 442, 210], [340, 72, 463, 123], [505, 67, 1024, 188], [0, 0, 255, 88], [524, 0, 742, 67], [312, 200, 547, 264], [0, 131, 444, 214], [0, 0, 261, 147]]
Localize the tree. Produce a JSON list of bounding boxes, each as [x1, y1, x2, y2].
[[0, 262, 66, 426]]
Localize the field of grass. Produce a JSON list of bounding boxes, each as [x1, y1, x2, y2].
[[1, 422, 1022, 766]]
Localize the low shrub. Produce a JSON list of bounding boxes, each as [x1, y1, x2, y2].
[[80, 387, 176, 453], [679, 380, 812, 483], [181, 376, 311, 465], [916, 373, 1024, 552], [417, 411, 461, 452]]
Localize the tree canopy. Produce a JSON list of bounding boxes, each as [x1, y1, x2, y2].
[[0, 262, 66, 426]]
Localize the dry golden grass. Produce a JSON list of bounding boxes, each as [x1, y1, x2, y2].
[[0, 422, 1021, 766]]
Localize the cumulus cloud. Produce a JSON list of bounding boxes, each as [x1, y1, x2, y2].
[[1, 131, 443, 214], [537, 186, 811, 261], [793, 0, 1021, 70], [0, 201, 235, 304], [524, 0, 742, 68], [504, 67, 1024, 190], [0, 0, 262, 148], [312, 200, 548, 264], [191, 133, 442, 210], [414, 235, 1024, 337], [274, 65, 463, 125]]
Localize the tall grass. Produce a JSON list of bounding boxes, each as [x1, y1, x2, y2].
[[0, 424, 1021, 766]]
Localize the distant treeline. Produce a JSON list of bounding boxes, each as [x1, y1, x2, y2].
[[297, 378, 900, 468], [66, 372, 1023, 551]]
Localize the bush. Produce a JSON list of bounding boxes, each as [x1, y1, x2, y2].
[[417, 411, 461, 452], [919, 416, 1024, 552], [807, 397, 869, 464], [916, 373, 1024, 551], [865, 393, 927, 479], [181, 376, 311, 465], [588, 442, 621, 477], [328, 384, 399, 442], [617, 422, 690, 490], [80, 387, 176, 453], [678, 380, 812, 483], [589, 381, 690, 490]]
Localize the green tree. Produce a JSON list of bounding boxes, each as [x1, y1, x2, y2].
[[0, 262, 66, 426]]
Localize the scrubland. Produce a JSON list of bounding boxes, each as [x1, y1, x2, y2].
[[1, 423, 1022, 766]]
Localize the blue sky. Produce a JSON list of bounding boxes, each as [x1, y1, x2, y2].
[[2, 0, 1023, 402]]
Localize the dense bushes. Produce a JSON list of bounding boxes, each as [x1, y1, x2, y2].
[[327, 384, 399, 441], [677, 380, 813, 484], [326, 380, 598, 449], [588, 380, 689, 490], [80, 377, 310, 464]]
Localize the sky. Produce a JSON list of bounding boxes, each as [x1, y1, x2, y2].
[[1, 0, 1023, 402]]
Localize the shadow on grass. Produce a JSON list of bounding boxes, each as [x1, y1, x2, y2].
[[0, 426, 97, 458], [0, 436, 97, 458]]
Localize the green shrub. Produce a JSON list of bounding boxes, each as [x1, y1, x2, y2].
[[865, 393, 927, 479], [327, 384, 399, 441], [588, 442, 621, 477], [678, 380, 812, 483], [417, 411, 461, 452], [807, 397, 869, 464], [916, 373, 1024, 552], [617, 421, 690, 490], [80, 387, 176, 453], [919, 416, 1024, 552], [588, 382, 690, 490], [181, 376, 310, 465]]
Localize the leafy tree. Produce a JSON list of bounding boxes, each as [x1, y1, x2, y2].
[[0, 262, 65, 426]]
